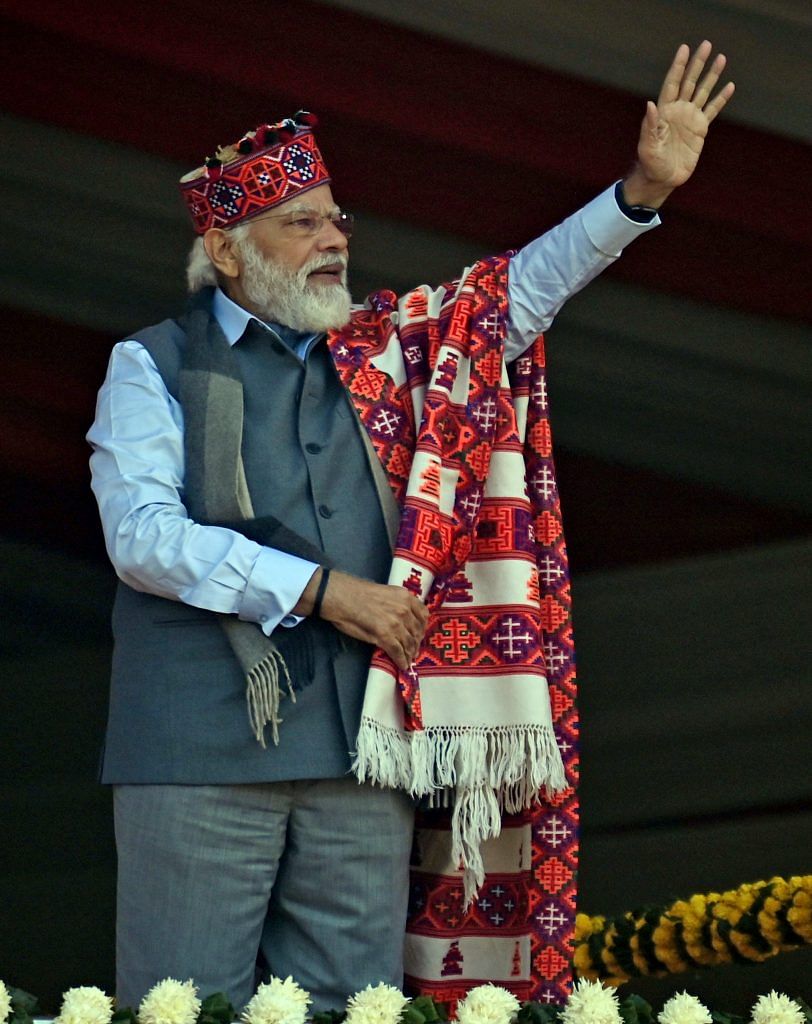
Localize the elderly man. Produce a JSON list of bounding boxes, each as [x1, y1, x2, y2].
[[88, 42, 732, 1013]]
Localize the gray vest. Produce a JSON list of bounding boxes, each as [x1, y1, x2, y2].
[[100, 309, 393, 783]]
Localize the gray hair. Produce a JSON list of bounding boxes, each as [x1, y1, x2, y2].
[[185, 223, 252, 293]]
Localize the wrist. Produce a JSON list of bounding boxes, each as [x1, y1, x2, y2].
[[293, 566, 322, 617], [621, 164, 673, 209], [311, 567, 332, 619]]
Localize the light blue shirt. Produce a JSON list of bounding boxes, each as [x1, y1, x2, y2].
[[87, 184, 658, 634]]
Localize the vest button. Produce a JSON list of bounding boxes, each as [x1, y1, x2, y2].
[[305, 442, 322, 454], [318, 505, 333, 519]]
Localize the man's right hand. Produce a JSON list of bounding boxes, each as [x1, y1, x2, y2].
[[296, 568, 429, 670]]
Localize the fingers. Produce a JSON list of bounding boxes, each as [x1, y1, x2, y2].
[[679, 39, 713, 101], [319, 572, 428, 669], [372, 591, 427, 669], [705, 80, 736, 123], [692, 51, 726, 107], [658, 41, 734, 115], [657, 42, 690, 107]]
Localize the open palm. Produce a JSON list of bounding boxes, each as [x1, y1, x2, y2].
[[637, 41, 735, 191]]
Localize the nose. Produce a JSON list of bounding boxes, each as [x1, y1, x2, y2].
[[317, 217, 349, 252]]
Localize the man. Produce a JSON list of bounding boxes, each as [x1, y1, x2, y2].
[[88, 42, 733, 1012]]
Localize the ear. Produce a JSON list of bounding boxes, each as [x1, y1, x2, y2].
[[203, 228, 241, 279]]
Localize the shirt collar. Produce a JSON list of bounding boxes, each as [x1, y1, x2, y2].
[[211, 286, 319, 353], [212, 286, 264, 347]]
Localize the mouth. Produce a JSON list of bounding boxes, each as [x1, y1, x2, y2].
[[307, 263, 346, 286]]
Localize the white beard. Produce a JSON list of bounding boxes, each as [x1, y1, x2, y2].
[[235, 239, 352, 333]]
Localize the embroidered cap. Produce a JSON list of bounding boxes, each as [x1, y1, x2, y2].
[[179, 111, 331, 235]]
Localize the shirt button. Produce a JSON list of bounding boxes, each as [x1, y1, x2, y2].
[[318, 505, 333, 519], [305, 442, 322, 454], [259, 614, 269, 623]]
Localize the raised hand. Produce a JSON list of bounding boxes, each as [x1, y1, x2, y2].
[[624, 41, 735, 207]]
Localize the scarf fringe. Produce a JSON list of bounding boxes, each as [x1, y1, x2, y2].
[[246, 648, 295, 749], [353, 716, 567, 903]]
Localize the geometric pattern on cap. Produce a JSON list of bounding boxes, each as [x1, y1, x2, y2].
[[180, 130, 330, 234]]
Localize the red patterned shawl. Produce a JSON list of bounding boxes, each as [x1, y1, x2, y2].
[[327, 255, 579, 1004]]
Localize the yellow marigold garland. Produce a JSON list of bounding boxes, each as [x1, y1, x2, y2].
[[573, 874, 812, 984]]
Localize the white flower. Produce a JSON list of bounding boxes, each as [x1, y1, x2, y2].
[[455, 985, 521, 1024], [138, 978, 201, 1024], [561, 979, 621, 1024], [0, 981, 12, 1024], [751, 991, 806, 1024], [658, 992, 712, 1024], [345, 983, 410, 1024], [55, 986, 114, 1024], [242, 976, 311, 1024]]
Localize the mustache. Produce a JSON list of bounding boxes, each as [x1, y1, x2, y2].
[[300, 252, 349, 279]]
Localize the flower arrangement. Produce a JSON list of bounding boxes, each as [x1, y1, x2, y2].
[[456, 984, 520, 1024], [0, 983, 11, 1024], [54, 986, 114, 1024], [2, 874, 811, 1024], [751, 992, 808, 1024], [243, 977, 311, 1024], [345, 983, 411, 1024], [1, 977, 811, 1024], [559, 979, 620, 1024], [138, 979, 202, 1024], [573, 875, 812, 984], [656, 991, 712, 1024]]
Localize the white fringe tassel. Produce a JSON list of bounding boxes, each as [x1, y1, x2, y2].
[[246, 649, 295, 748], [352, 718, 567, 904]]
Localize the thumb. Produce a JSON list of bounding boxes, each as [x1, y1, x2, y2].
[[644, 100, 660, 133]]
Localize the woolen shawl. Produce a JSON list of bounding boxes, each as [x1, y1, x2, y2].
[[327, 256, 569, 900]]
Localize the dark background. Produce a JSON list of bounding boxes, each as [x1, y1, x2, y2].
[[1, 0, 810, 1012]]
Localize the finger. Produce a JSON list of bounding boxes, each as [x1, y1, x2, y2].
[[681, 40, 715, 101], [704, 80, 736, 123], [658, 43, 690, 107], [393, 639, 411, 671], [693, 52, 726, 108], [409, 600, 429, 633], [642, 99, 660, 135]]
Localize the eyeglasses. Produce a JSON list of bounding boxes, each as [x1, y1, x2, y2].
[[252, 208, 354, 239]]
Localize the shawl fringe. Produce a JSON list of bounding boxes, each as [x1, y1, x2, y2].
[[246, 646, 295, 748], [353, 717, 567, 902]]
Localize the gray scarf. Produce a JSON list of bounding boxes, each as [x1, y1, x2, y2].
[[177, 293, 399, 746]]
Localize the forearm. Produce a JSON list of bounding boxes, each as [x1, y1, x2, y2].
[[506, 183, 660, 359], [88, 340, 319, 634]]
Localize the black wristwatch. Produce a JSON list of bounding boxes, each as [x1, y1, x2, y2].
[[614, 181, 659, 224]]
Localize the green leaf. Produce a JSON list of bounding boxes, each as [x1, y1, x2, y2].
[[402, 1006, 427, 1024], [8, 986, 38, 1024], [8, 988, 39, 1015], [312, 1010, 347, 1024], [8, 1012, 34, 1024], [409, 995, 443, 1023], [795, 997, 812, 1024], [619, 994, 654, 1024], [711, 1012, 745, 1024], [517, 1001, 561, 1024], [199, 991, 236, 1023], [112, 1008, 139, 1024]]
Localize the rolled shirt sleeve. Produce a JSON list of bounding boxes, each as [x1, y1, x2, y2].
[[87, 339, 318, 635], [506, 182, 660, 360]]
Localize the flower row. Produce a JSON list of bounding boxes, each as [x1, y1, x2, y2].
[[1, 976, 811, 1024], [573, 875, 812, 983]]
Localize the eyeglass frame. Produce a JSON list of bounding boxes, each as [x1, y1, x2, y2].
[[247, 205, 354, 239]]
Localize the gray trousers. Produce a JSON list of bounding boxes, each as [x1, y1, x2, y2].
[[114, 778, 415, 1013]]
